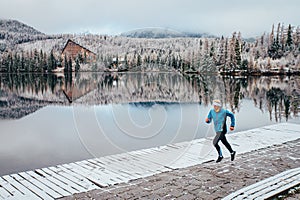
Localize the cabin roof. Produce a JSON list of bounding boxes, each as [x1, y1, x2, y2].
[[61, 39, 96, 55]]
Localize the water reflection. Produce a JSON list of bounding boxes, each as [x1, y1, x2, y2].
[[0, 72, 299, 122], [184, 74, 300, 122], [0, 72, 299, 175]]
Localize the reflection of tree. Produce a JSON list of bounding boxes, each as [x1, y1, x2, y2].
[[0, 73, 64, 119], [1, 72, 299, 122], [183, 74, 250, 113], [101, 73, 119, 89], [0, 73, 59, 94], [284, 96, 291, 120], [0, 72, 101, 118], [266, 87, 283, 121], [185, 74, 299, 122], [89, 72, 200, 104], [183, 74, 215, 105], [267, 88, 283, 108], [266, 87, 291, 122], [183, 74, 248, 112], [220, 76, 246, 113]]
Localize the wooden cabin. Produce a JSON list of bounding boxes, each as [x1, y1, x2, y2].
[[61, 39, 96, 62]]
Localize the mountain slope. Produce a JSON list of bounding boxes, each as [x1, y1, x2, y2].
[[0, 19, 43, 35], [0, 19, 53, 51], [121, 27, 213, 38]]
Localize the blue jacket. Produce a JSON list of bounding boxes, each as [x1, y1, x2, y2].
[[206, 108, 235, 133]]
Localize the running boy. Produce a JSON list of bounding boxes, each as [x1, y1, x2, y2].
[[205, 99, 236, 162]]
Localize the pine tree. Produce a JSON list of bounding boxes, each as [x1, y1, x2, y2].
[[286, 24, 293, 50], [68, 57, 72, 72], [268, 23, 283, 59], [13, 53, 20, 72], [1, 53, 9, 72], [28, 53, 34, 72], [235, 39, 241, 69], [217, 36, 226, 68], [248, 56, 254, 72], [77, 53, 83, 63], [269, 24, 275, 47], [48, 50, 56, 72], [43, 52, 48, 72], [20, 52, 25, 72], [259, 33, 267, 58], [228, 32, 237, 71], [137, 54, 142, 66], [209, 41, 216, 66], [295, 27, 300, 53], [276, 23, 283, 57], [280, 23, 285, 51], [75, 58, 80, 73], [84, 51, 87, 64], [64, 55, 69, 73], [224, 38, 229, 72]]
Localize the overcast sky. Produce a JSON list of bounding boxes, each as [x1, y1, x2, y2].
[[0, 0, 299, 37]]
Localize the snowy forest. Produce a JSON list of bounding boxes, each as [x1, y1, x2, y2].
[[0, 19, 299, 75], [0, 19, 299, 121]]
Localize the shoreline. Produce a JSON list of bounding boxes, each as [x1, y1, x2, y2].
[[0, 123, 299, 199]]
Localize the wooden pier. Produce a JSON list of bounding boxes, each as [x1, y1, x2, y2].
[[222, 167, 300, 200], [0, 123, 300, 199]]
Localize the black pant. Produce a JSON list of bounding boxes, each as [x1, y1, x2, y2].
[[213, 131, 233, 156]]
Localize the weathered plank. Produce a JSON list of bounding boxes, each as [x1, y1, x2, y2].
[[0, 185, 12, 199], [87, 159, 136, 180], [66, 163, 110, 187], [35, 169, 78, 194], [76, 160, 123, 183], [260, 177, 300, 199], [10, 174, 53, 200], [27, 171, 71, 197], [97, 156, 145, 175], [71, 162, 117, 185], [18, 172, 62, 199], [79, 160, 129, 182], [96, 156, 149, 178], [2, 175, 41, 199], [58, 164, 99, 190], [99, 153, 161, 175], [48, 166, 97, 191], [0, 177, 21, 198], [222, 167, 300, 200], [247, 174, 300, 199], [41, 168, 85, 193]]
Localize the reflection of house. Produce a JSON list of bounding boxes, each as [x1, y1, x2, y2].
[[62, 75, 97, 103], [269, 67, 289, 74], [61, 39, 96, 62], [107, 57, 128, 72], [63, 85, 96, 103]]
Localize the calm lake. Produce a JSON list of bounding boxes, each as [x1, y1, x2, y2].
[[0, 72, 299, 176]]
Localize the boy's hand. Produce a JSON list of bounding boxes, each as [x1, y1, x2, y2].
[[230, 126, 234, 131], [205, 118, 210, 123]]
